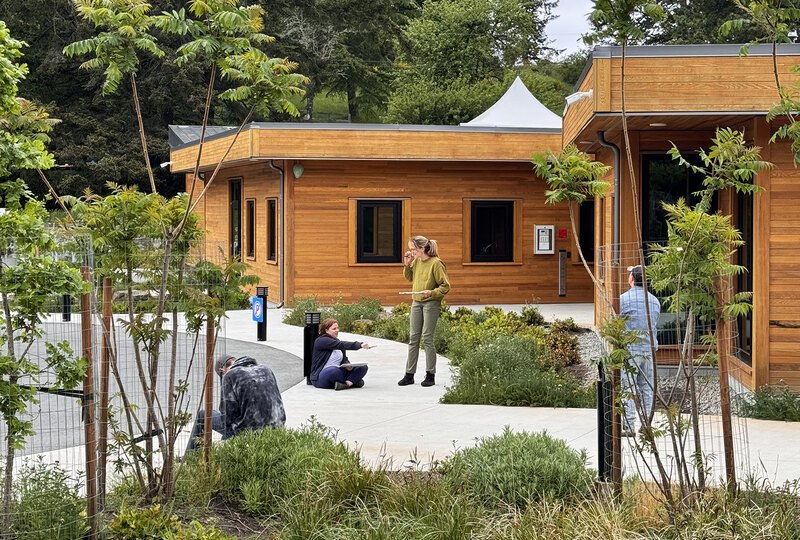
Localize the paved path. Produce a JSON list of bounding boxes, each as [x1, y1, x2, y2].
[[222, 306, 799, 486], [20, 304, 800, 490]]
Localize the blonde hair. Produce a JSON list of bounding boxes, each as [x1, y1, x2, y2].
[[409, 235, 439, 257]]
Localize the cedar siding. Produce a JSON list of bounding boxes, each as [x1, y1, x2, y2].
[[564, 44, 800, 391]]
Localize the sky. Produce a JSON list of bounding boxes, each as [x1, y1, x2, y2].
[[545, 0, 595, 57]]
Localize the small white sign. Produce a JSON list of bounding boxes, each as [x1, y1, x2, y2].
[[534, 225, 555, 255]]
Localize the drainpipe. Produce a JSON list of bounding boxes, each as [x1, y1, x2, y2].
[[268, 160, 285, 303], [597, 131, 620, 265]]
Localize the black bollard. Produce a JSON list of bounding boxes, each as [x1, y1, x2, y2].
[[303, 312, 321, 385], [255, 286, 268, 341]]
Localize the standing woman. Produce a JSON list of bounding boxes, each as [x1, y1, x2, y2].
[[398, 235, 451, 387]]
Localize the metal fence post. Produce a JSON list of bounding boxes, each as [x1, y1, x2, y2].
[[303, 312, 321, 384]]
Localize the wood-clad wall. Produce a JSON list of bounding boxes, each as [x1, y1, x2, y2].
[[289, 160, 592, 305], [606, 56, 796, 113], [562, 65, 596, 145], [191, 162, 283, 299], [762, 132, 800, 389], [192, 160, 594, 306]]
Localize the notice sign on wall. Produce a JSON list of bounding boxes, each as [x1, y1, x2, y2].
[[534, 225, 555, 255]]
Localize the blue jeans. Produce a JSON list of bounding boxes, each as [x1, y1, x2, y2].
[[186, 409, 224, 453], [314, 365, 368, 389], [623, 353, 654, 429]]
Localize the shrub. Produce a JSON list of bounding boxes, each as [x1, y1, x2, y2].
[[107, 505, 233, 539], [542, 329, 580, 369], [372, 312, 411, 343], [282, 296, 324, 326], [738, 382, 800, 422], [451, 306, 477, 322], [521, 305, 546, 326], [330, 297, 384, 331], [441, 334, 595, 408], [391, 302, 411, 316], [434, 315, 455, 354], [550, 317, 580, 333], [214, 422, 386, 516], [474, 305, 505, 324], [440, 428, 593, 509], [11, 459, 88, 540]]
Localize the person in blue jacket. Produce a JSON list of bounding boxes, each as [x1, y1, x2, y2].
[[619, 265, 661, 435], [311, 318, 370, 390]]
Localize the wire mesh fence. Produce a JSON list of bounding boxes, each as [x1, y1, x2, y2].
[[0, 233, 241, 537], [597, 243, 751, 490]]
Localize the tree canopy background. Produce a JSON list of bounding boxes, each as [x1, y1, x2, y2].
[[0, 0, 765, 198]]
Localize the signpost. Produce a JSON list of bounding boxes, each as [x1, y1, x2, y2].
[[253, 286, 268, 341]]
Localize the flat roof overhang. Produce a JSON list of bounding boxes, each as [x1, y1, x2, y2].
[[568, 111, 765, 153], [168, 123, 564, 173]]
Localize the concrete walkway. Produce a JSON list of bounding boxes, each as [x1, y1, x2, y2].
[[221, 306, 800, 486]]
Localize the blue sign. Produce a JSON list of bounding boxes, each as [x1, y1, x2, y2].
[[251, 296, 264, 322]]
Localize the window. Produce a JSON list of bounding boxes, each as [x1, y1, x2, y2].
[[356, 200, 402, 263], [470, 200, 515, 262], [266, 198, 277, 262], [736, 191, 753, 364], [578, 199, 595, 262], [230, 179, 242, 259], [246, 199, 256, 259]]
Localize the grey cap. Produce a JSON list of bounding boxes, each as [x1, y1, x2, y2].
[[215, 354, 235, 378]]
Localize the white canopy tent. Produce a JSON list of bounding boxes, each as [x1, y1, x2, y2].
[[460, 76, 562, 130]]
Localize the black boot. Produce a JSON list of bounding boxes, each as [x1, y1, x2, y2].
[[421, 372, 435, 387], [397, 373, 415, 386]]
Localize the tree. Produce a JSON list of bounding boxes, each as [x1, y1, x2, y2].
[[0, 21, 88, 534], [385, 0, 558, 124], [61, 0, 305, 501], [645, 0, 762, 44], [532, 144, 612, 308], [0, 0, 211, 198]]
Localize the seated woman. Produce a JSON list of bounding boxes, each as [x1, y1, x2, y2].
[[311, 318, 369, 390]]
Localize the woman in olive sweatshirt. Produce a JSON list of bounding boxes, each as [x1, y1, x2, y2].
[[398, 235, 451, 387]]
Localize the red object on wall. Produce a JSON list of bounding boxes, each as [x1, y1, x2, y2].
[[557, 228, 568, 240]]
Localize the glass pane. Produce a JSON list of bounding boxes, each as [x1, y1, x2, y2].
[[267, 199, 277, 262], [471, 201, 513, 262], [357, 201, 401, 263]]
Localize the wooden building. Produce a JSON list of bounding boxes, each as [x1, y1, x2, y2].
[[563, 44, 800, 390], [168, 80, 594, 307]]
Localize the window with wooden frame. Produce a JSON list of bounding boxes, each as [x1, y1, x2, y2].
[[348, 199, 411, 265], [462, 199, 522, 264], [266, 198, 277, 263], [577, 199, 595, 263], [229, 178, 242, 259], [245, 198, 256, 259]]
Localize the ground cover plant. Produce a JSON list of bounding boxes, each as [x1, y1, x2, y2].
[[163, 422, 799, 539], [737, 382, 800, 422], [283, 299, 592, 408]]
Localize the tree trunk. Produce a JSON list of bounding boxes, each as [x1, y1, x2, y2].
[[347, 84, 358, 122], [305, 83, 316, 121]]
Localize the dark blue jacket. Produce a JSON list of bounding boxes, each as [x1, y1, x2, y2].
[[310, 334, 363, 385]]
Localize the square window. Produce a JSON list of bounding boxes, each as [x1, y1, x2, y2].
[[357, 200, 402, 263], [471, 200, 514, 262]]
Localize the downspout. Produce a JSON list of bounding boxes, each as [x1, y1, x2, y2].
[[597, 131, 620, 265], [268, 160, 285, 304]]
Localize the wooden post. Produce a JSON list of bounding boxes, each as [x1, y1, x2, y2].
[[97, 278, 112, 510], [81, 266, 97, 539], [715, 275, 737, 492], [203, 312, 215, 463]]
